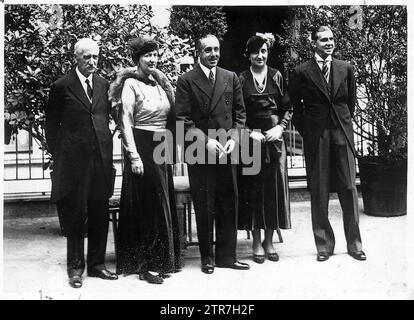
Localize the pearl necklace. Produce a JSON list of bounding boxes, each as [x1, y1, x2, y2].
[[250, 66, 267, 94]]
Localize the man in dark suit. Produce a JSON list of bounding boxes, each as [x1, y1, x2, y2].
[[288, 26, 366, 262], [175, 34, 250, 274], [45, 38, 118, 288]]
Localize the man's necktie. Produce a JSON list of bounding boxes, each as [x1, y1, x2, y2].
[[209, 69, 215, 87], [322, 61, 329, 82], [85, 78, 93, 100]]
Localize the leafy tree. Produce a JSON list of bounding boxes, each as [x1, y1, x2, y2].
[[168, 6, 228, 57], [4, 4, 190, 158], [277, 5, 407, 162]]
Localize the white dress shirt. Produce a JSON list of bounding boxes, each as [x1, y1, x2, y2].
[[199, 63, 216, 81], [314, 53, 332, 82], [75, 67, 93, 102]]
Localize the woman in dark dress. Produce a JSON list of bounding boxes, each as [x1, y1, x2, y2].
[[238, 33, 292, 264], [109, 36, 181, 284]]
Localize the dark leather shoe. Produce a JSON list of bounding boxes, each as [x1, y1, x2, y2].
[[316, 252, 330, 262], [253, 254, 265, 264], [69, 275, 82, 288], [88, 268, 118, 280], [349, 251, 367, 261], [201, 263, 214, 274], [139, 271, 163, 284], [216, 261, 250, 270]]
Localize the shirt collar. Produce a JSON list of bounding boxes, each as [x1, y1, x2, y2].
[[199, 63, 216, 80], [314, 53, 332, 63], [75, 67, 93, 86]]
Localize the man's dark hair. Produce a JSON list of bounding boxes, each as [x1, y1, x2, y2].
[[195, 34, 219, 53], [311, 25, 332, 41]]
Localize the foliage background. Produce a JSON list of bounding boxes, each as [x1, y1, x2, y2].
[[168, 6, 228, 58], [4, 4, 191, 155], [4, 5, 407, 164], [277, 5, 407, 162]]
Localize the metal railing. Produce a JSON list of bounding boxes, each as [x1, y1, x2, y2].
[[4, 119, 369, 184]]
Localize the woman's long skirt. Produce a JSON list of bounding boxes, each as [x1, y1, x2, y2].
[[238, 132, 291, 231], [117, 128, 181, 274]]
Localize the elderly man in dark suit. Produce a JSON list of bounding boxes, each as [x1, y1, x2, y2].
[[175, 34, 250, 274], [288, 26, 366, 262], [45, 38, 118, 288]]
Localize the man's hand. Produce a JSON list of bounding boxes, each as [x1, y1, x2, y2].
[[131, 158, 144, 176], [206, 139, 226, 157], [265, 125, 284, 142], [250, 131, 266, 143], [223, 139, 236, 154]]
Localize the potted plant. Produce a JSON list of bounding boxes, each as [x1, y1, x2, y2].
[[277, 5, 407, 216]]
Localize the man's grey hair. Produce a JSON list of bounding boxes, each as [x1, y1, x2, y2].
[[74, 38, 99, 56]]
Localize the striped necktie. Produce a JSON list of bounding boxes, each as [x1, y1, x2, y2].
[[209, 69, 215, 87], [85, 78, 93, 100], [322, 61, 329, 82]]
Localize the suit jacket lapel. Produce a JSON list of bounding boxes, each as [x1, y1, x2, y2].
[[210, 67, 229, 113], [305, 58, 331, 102], [91, 74, 103, 112], [68, 69, 92, 112], [193, 64, 213, 101], [331, 58, 344, 100]]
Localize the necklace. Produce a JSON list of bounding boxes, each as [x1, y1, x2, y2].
[[250, 66, 267, 94]]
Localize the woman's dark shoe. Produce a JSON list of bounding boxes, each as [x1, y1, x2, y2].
[[262, 241, 279, 262], [139, 271, 163, 284], [267, 252, 279, 262], [253, 254, 266, 264]]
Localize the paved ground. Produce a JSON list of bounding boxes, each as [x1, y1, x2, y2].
[[1, 198, 411, 300]]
